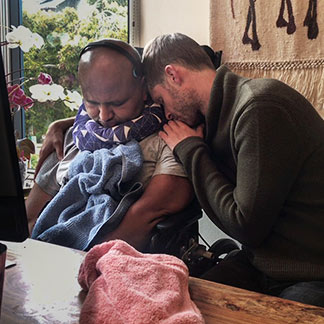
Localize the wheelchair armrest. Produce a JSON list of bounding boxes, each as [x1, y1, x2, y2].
[[155, 199, 202, 232], [148, 199, 202, 257]]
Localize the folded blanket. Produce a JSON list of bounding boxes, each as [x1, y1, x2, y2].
[[78, 240, 205, 324], [73, 103, 166, 151], [31, 141, 143, 250]]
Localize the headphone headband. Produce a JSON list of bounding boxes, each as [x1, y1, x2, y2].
[[79, 40, 143, 78]]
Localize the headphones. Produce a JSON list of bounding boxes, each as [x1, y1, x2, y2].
[[79, 39, 143, 79]]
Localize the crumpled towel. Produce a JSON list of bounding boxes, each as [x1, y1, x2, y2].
[[78, 240, 205, 324], [31, 141, 143, 250]]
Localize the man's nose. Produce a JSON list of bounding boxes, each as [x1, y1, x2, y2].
[[99, 104, 113, 121]]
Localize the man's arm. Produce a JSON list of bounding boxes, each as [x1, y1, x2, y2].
[[169, 105, 302, 247], [35, 117, 75, 177], [103, 174, 194, 250], [25, 183, 53, 235]]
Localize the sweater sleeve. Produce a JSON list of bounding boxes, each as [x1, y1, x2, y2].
[[174, 104, 303, 247]]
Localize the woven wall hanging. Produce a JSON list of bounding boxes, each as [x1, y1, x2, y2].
[[210, 0, 324, 117]]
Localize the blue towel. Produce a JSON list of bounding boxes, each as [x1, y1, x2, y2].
[[31, 140, 143, 251]]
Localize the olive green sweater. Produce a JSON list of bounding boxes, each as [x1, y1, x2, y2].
[[174, 65, 324, 280]]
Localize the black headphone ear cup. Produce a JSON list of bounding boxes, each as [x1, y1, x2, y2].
[[132, 68, 138, 78], [132, 67, 141, 79]]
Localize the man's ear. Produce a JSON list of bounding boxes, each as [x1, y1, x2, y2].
[[164, 64, 182, 86]]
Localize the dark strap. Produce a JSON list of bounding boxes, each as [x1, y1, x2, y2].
[[242, 0, 261, 51], [276, 0, 296, 35], [304, 0, 319, 40]]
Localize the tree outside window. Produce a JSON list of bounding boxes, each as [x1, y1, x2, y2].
[[22, 0, 128, 168]]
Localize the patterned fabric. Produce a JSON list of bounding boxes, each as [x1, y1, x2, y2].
[[72, 103, 166, 151]]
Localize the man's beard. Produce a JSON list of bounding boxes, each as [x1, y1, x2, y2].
[[169, 87, 205, 127]]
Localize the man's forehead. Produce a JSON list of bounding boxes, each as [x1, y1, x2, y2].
[[83, 81, 131, 98], [82, 61, 135, 87], [82, 88, 130, 104], [80, 49, 134, 79], [151, 84, 165, 101], [82, 75, 138, 102]]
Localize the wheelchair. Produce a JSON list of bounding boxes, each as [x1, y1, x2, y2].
[[148, 199, 240, 278]]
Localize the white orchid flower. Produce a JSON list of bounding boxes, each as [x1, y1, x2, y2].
[[6, 26, 33, 51], [62, 90, 82, 111], [31, 33, 44, 49], [29, 84, 65, 102], [6, 25, 44, 52]]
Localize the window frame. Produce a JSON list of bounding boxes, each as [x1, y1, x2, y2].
[[5, 0, 140, 140], [1, 0, 25, 138]]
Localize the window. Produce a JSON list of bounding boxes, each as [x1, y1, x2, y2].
[[1, 0, 24, 136], [2, 0, 139, 169]]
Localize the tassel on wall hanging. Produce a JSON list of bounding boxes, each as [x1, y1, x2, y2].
[[242, 0, 261, 51], [276, 0, 296, 35], [304, 0, 319, 39]]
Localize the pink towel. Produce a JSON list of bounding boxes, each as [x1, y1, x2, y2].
[[78, 240, 204, 324]]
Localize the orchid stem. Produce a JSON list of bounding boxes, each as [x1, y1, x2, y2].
[[0, 24, 12, 31], [5, 68, 33, 78]]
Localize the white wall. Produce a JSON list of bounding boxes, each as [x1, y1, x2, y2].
[[139, 0, 209, 47], [199, 211, 235, 247]]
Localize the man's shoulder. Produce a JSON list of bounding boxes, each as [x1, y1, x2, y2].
[[139, 132, 165, 157], [139, 132, 163, 147], [139, 132, 180, 167]]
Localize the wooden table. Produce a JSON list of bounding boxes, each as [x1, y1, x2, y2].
[[1, 239, 85, 324], [1, 239, 324, 324]]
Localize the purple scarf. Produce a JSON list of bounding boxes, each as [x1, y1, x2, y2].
[[72, 103, 166, 151]]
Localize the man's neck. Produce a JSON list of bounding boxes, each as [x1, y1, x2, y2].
[[188, 68, 217, 116]]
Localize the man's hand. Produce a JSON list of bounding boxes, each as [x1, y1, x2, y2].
[[159, 120, 204, 151], [35, 117, 75, 177]]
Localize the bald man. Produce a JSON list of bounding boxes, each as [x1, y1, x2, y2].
[[26, 39, 193, 250]]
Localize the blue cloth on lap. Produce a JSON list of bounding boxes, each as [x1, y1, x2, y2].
[[31, 140, 143, 251]]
